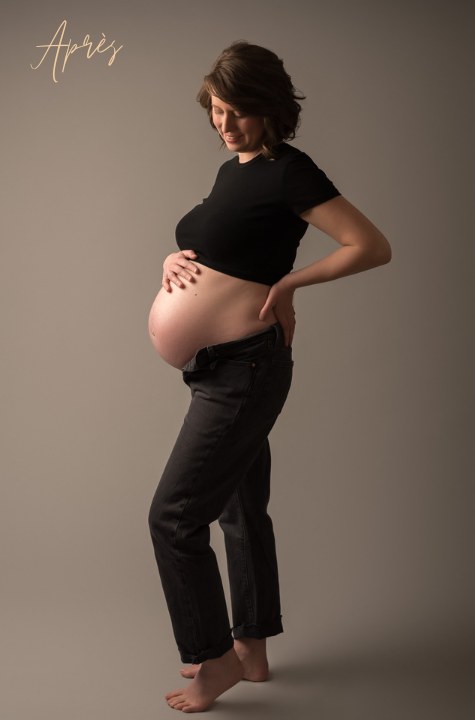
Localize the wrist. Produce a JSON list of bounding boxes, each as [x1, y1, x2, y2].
[[277, 273, 297, 293]]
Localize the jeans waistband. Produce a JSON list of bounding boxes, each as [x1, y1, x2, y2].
[[187, 322, 285, 371]]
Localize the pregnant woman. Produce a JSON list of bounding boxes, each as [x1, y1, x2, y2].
[[148, 41, 392, 713]]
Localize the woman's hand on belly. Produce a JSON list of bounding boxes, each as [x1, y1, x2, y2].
[[163, 250, 200, 292], [149, 261, 280, 368], [258, 276, 296, 347]]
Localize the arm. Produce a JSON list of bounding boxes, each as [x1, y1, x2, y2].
[[258, 195, 392, 344], [284, 195, 392, 290]]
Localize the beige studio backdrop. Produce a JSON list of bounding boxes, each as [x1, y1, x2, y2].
[[1, 1, 473, 719]]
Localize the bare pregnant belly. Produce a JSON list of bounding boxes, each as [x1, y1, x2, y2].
[[148, 261, 278, 369]]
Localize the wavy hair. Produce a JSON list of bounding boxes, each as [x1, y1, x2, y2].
[[196, 40, 306, 161]]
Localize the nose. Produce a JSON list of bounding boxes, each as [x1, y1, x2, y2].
[[221, 113, 238, 135]]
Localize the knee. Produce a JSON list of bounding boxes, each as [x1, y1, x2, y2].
[[148, 491, 183, 551]]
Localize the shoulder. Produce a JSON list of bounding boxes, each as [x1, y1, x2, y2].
[[278, 142, 322, 169], [266, 141, 306, 166], [279, 143, 341, 215], [275, 141, 304, 158], [217, 156, 235, 173], [211, 157, 236, 185]]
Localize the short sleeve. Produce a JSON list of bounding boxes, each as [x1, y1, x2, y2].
[[282, 152, 341, 217]]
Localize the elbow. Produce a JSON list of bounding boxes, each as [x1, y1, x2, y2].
[[371, 235, 392, 267], [352, 234, 392, 271], [380, 238, 392, 265]]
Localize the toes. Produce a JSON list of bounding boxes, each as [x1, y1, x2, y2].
[[173, 701, 188, 710], [165, 690, 185, 705], [169, 693, 185, 702], [168, 697, 183, 708]]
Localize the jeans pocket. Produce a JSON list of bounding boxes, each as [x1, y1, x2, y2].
[[255, 359, 294, 421], [214, 338, 268, 366], [184, 359, 258, 404]]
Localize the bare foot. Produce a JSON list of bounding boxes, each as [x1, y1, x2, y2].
[[165, 646, 245, 712], [180, 637, 269, 683]]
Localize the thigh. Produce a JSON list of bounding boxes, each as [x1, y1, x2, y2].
[[182, 358, 257, 439], [250, 344, 294, 423], [153, 360, 265, 527]]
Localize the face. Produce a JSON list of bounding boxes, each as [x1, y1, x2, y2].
[[210, 95, 265, 157]]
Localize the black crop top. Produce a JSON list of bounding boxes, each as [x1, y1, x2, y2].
[[175, 141, 341, 286]]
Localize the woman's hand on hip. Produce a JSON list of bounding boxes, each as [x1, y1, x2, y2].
[[258, 276, 296, 346], [163, 251, 200, 292]]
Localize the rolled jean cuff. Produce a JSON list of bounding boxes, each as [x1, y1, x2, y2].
[[232, 614, 284, 640], [179, 629, 235, 665]]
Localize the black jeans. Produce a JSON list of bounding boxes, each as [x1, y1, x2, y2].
[[148, 321, 294, 664]]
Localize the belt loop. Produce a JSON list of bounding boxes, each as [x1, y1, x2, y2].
[[273, 322, 280, 349], [207, 345, 216, 363]]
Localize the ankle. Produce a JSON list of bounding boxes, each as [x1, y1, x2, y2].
[[234, 637, 268, 658], [207, 647, 243, 666]]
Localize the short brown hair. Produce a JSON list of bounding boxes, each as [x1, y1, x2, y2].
[[196, 40, 306, 161]]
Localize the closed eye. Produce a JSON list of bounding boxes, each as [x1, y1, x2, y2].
[[212, 107, 246, 119]]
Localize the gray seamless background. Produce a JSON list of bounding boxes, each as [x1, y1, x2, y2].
[[1, 1, 473, 718]]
